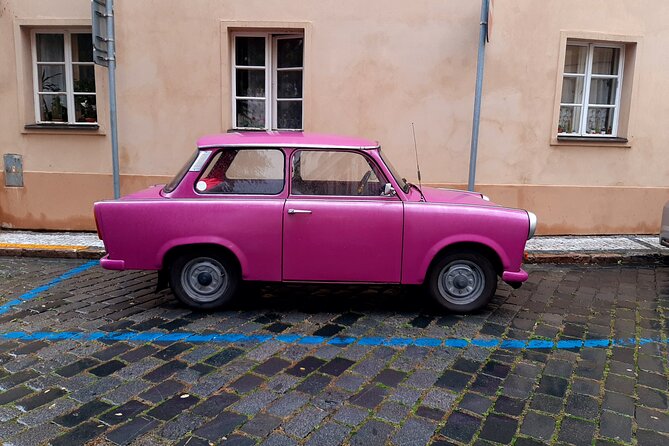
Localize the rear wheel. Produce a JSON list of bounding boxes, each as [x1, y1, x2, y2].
[[169, 250, 239, 309], [427, 251, 496, 313]]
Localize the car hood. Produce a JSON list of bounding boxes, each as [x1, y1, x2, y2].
[[120, 185, 165, 200], [420, 186, 496, 206]]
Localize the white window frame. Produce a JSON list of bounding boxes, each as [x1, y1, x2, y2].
[[31, 29, 96, 125], [558, 42, 624, 138], [231, 31, 304, 131]]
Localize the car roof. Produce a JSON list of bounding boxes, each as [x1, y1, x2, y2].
[[196, 132, 380, 150]]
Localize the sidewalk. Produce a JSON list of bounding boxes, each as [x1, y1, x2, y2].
[[0, 229, 667, 263]]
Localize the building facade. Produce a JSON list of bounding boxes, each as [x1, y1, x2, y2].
[[0, 0, 667, 234]]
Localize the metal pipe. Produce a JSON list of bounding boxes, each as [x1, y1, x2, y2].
[[106, 0, 120, 199], [467, 0, 489, 192]]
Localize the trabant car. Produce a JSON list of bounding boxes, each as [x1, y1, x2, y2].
[[94, 132, 537, 313]]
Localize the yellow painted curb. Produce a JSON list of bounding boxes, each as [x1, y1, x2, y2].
[[0, 243, 87, 251]]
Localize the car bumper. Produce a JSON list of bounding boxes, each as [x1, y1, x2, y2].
[[100, 255, 125, 270], [502, 268, 528, 284]]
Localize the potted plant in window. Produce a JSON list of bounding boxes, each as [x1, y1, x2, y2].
[[51, 96, 65, 122]]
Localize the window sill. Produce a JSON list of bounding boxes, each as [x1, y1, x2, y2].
[[552, 136, 631, 148], [23, 123, 105, 135]]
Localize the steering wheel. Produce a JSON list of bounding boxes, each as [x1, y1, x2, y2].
[[357, 170, 372, 195]]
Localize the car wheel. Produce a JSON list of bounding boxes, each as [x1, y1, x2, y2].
[[428, 251, 497, 313], [169, 250, 239, 310]]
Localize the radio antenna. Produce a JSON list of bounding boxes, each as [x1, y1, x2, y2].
[[411, 123, 422, 190]]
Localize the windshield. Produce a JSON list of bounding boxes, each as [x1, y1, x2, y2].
[[379, 150, 410, 193], [163, 151, 198, 193]]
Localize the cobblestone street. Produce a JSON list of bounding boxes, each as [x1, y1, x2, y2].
[[0, 257, 667, 445]]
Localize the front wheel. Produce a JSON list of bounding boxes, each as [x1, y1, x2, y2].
[[169, 250, 239, 310], [427, 251, 497, 313]]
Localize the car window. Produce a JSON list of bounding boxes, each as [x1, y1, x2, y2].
[[196, 148, 285, 195], [164, 150, 198, 193], [291, 150, 386, 196]]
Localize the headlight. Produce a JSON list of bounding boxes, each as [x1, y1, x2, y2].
[[481, 194, 490, 201], [527, 211, 537, 239]]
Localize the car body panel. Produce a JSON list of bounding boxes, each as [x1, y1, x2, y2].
[[283, 197, 403, 282], [401, 202, 529, 284]]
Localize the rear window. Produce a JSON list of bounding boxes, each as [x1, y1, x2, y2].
[[163, 151, 198, 193]]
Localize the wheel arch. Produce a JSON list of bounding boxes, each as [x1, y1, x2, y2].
[[161, 242, 243, 277], [425, 241, 505, 284]]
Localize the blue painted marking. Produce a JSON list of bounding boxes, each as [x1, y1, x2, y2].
[[413, 338, 442, 347], [275, 334, 301, 343], [501, 340, 527, 349], [384, 338, 413, 347], [357, 337, 384, 346], [584, 339, 609, 348], [471, 339, 499, 348], [0, 331, 667, 351], [299, 336, 325, 345], [557, 340, 583, 349], [328, 337, 356, 346], [131, 332, 163, 342], [527, 340, 554, 349], [0, 260, 97, 316]]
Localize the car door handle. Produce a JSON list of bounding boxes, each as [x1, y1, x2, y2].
[[287, 209, 312, 215]]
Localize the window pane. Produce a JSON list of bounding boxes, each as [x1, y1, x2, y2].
[[592, 47, 620, 75], [38, 65, 65, 92], [277, 38, 304, 68], [292, 150, 383, 196], [560, 76, 584, 104], [74, 94, 97, 122], [236, 99, 265, 128], [558, 106, 581, 134], [73, 65, 96, 92], [198, 149, 284, 195], [276, 101, 302, 129], [235, 37, 265, 66], [277, 71, 303, 99], [586, 108, 614, 135], [235, 69, 265, 97], [71, 34, 93, 62], [36, 34, 64, 62], [38, 94, 68, 122], [564, 45, 587, 74], [589, 78, 617, 105]]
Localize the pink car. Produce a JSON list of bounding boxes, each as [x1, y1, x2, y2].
[[94, 132, 536, 313]]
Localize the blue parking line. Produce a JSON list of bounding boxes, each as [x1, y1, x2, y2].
[[0, 260, 98, 316], [0, 330, 665, 350]]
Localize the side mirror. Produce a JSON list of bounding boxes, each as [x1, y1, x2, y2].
[[382, 183, 396, 197]]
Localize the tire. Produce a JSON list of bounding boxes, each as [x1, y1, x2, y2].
[[427, 250, 497, 313], [169, 249, 239, 310]]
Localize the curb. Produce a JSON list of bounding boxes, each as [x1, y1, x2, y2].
[[0, 247, 104, 260], [525, 251, 667, 265], [1, 247, 665, 264]]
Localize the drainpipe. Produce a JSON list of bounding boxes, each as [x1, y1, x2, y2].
[[467, 0, 489, 192]]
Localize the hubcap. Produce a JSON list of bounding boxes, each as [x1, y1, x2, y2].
[[181, 257, 228, 303], [438, 260, 485, 305]]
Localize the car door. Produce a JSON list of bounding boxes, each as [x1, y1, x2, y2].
[[282, 149, 403, 283]]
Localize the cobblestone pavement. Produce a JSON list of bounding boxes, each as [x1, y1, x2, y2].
[[0, 257, 667, 446]]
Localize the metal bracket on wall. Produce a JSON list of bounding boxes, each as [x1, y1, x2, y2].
[[3, 154, 23, 187]]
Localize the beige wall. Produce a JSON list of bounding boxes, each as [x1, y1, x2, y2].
[[1, 0, 667, 233]]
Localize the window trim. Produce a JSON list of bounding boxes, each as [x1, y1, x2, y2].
[[558, 41, 625, 138], [194, 148, 287, 196], [289, 149, 393, 198], [231, 31, 304, 131], [30, 29, 97, 126]]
